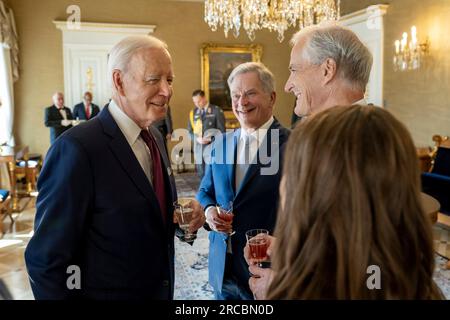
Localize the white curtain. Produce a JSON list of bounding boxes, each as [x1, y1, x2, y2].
[[0, 0, 18, 146], [0, 0, 18, 189], [0, 44, 14, 145], [0, 46, 13, 189]]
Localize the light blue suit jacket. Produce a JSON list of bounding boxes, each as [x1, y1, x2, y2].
[[197, 119, 290, 295]]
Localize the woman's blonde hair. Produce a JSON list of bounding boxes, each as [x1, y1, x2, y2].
[[268, 105, 442, 299]]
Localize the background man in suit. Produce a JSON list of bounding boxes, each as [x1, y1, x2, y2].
[[247, 23, 373, 300], [72, 91, 100, 120], [153, 105, 173, 148], [188, 89, 225, 178], [25, 35, 205, 300], [44, 92, 73, 144], [197, 62, 290, 300]]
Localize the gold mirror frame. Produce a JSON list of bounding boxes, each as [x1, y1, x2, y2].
[[201, 43, 263, 129]]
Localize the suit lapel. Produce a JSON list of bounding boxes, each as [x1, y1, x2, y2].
[[108, 133, 155, 205], [82, 107, 88, 120], [235, 120, 280, 197], [227, 130, 239, 196], [53, 105, 63, 120], [100, 107, 159, 208]]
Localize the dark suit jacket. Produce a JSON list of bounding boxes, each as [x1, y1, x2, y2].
[[153, 105, 173, 138], [187, 104, 226, 137], [72, 102, 100, 120], [44, 105, 73, 144], [197, 119, 290, 296], [25, 106, 178, 300]]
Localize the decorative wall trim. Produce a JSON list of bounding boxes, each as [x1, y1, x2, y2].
[[53, 21, 156, 109], [53, 21, 156, 35], [339, 4, 388, 107]]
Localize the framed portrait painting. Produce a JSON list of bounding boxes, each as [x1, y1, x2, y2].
[[201, 43, 262, 129]]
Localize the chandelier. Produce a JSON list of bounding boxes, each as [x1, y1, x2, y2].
[[204, 0, 340, 42]]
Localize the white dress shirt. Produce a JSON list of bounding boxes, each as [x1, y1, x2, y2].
[[235, 116, 274, 190], [204, 116, 275, 219], [58, 107, 67, 120], [108, 99, 153, 185]]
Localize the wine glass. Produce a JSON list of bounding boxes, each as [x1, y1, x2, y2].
[[245, 229, 269, 267], [173, 197, 196, 242], [216, 201, 235, 236]]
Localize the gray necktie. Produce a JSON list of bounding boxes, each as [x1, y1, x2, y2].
[[235, 135, 251, 191]]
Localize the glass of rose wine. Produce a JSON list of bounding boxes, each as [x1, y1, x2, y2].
[[245, 229, 269, 267], [216, 201, 235, 236]]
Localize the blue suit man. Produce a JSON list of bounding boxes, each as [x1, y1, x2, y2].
[[25, 35, 205, 300], [72, 92, 100, 120], [197, 62, 290, 300]]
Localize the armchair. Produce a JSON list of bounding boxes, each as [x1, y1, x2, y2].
[[421, 135, 450, 215]]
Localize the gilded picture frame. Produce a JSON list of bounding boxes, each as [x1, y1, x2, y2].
[[201, 43, 263, 129]]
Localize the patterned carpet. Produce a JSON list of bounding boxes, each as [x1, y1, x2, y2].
[[434, 224, 450, 260], [173, 173, 450, 300], [0, 173, 448, 299], [174, 173, 214, 300]]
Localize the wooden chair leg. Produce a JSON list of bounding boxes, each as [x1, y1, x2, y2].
[[6, 197, 13, 224], [0, 197, 10, 237]]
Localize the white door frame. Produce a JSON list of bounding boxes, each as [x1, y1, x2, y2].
[[53, 21, 156, 109], [339, 4, 389, 107]]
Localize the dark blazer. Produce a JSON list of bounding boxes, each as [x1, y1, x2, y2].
[[44, 105, 73, 144], [153, 105, 173, 138], [25, 106, 178, 300], [72, 102, 100, 120], [197, 119, 290, 297]]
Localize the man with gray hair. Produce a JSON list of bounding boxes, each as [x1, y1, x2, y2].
[[197, 62, 290, 300], [286, 23, 372, 117], [246, 23, 373, 300], [25, 35, 205, 300]]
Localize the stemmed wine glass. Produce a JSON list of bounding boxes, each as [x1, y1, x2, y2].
[[173, 197, 196, 242], [245, 229, 269, 267]]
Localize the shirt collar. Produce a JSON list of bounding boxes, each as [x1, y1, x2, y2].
[[240, 116, 274, 142], [198, 104, 209, 112], [353, 98, 368, 105], [108, 99, 142, 147]]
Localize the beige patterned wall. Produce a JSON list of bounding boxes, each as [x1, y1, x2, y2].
[[342, 0, 450, 147]]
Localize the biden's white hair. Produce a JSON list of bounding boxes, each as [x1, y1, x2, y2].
[[107, 35, 169, 90]]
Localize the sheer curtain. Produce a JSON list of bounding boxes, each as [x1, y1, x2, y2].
[[0, 0, 19, 146], [0, 44, 14, 145], [0, 0, 18, 189]]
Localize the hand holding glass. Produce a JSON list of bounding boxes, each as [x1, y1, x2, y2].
[[246, 229, 269, 267], [216, 201, 235, 236], [174, 197, 196, 242]]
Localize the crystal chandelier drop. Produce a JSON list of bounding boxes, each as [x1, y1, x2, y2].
[[204, 0, 340, 42]]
